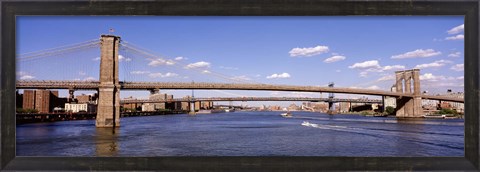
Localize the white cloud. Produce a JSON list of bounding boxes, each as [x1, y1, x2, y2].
[[419, 73, 456, 82], [450, 64, 464, 71], [174, 56, 185, 61], [377, 75, 395, 81], [335, 70, 341, 72], [348, 60, 381, 69], [79, 71, 86, 76], [185, 61, 210, 69], [391, 49, 441, 59], [381, 65, 405, 71], [447, 24, 464, 34], [420, 73, 461, 89], [255, 74, 261, 78], [349, 61, 404, 77], [289, 45, 329, 57], [83, 77, 96, 81], [348, 59, 409, 79], [201, 70, 211, 74], [17, 71, 35, 80], [448, 52, 461, 58], [414, 60, 452, 69], [166, 60, 175, 65], [118, 55, 132, 62], [445, 34, 464, 40], [20, 75, 35, 80], [366, 85, 380, 90], [148, 72, 178, 78], [359, 71, 369, 78], [231, 75, 251, 81], [324, 55, 346, 63], [148, 58, 175, 67], [266, 72, 291, 79], [219, 66, 239, 70], [131, 71, 150, 74], [92, 57, 100, 61]]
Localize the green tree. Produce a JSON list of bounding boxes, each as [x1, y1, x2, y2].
[[25, 108, 38, 113], [438, 108, 457, 115], [16, 108, 26, 113], [385, 106, 395, 115]]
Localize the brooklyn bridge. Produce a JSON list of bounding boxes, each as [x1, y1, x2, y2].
[[16, 35, 464, 127]]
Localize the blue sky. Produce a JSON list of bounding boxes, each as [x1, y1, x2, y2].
[[17, 16, 464, 106]]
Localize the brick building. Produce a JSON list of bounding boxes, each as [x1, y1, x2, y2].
[[21, 89, 64, 113], [76, 93, 98, 104]]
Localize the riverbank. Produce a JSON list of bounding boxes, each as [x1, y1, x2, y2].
[[16, 110, 188, 124]]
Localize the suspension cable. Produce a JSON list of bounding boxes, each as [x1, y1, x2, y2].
[[17, 39, 100, 61], [120, 41, 262, 84]]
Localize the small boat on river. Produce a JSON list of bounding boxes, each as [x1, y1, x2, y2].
[[281, 111, 292, 118]]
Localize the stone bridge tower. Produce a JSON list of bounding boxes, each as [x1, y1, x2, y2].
[[96, 35, 121, 127], [395, 69, 423, 117]]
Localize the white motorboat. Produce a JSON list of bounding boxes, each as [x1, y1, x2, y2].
[[281, 111, 292, 118]]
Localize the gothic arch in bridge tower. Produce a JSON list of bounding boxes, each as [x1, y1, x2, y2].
[[96, 35, 121, 127], [394, 69, 423, 117]]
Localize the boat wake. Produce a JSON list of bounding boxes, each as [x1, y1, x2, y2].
[[300, 121, 463, 150]]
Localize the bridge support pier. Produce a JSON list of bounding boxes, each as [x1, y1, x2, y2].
[[96, 35, 121, 127], [189, 101, 196, 114], [68, 88, 75, 102], [395, 69, 423, 117]]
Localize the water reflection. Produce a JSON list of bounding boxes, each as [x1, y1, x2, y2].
[[95, 128, 119, 156]]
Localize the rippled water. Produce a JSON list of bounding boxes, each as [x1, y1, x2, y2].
[[16, 111, 464, 156]]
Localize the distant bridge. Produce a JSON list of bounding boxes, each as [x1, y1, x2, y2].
[[16, 80, 464, 103], [120, 97, 382, 104]]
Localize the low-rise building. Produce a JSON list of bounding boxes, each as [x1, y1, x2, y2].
[[65, 103, 96, 113]]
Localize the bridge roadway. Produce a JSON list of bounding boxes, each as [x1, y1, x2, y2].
[[120, 97, 382, 104], [16, 80, 464, 103]]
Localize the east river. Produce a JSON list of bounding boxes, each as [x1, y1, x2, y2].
[[16, 111, 464, 156]]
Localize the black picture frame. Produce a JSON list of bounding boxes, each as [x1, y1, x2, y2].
[[1, 0, 478, 171]]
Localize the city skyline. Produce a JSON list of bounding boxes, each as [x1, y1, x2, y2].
[[17, 16, 464, 105]]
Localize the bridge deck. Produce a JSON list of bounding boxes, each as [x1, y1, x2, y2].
[[16, 80, 464, 103]]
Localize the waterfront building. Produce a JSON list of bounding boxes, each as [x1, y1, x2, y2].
[[35, 90, 51, 113], [76, 93, 98, 104], [194, 101, 201, 110], [438, 90, 464, 113], [64, 103, 97, 113], [312, 102, 328, 112], [142, 93, 173, 111], [259, 104, 267, 111], [200, 101, 213, 109], [269, 105, 281, 111], [23, 90, 35, 110], [22, 89, 63, 113], [181, 98, 190, 111], [122, 96, 141, 111], [287, 103, 299, 111]]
